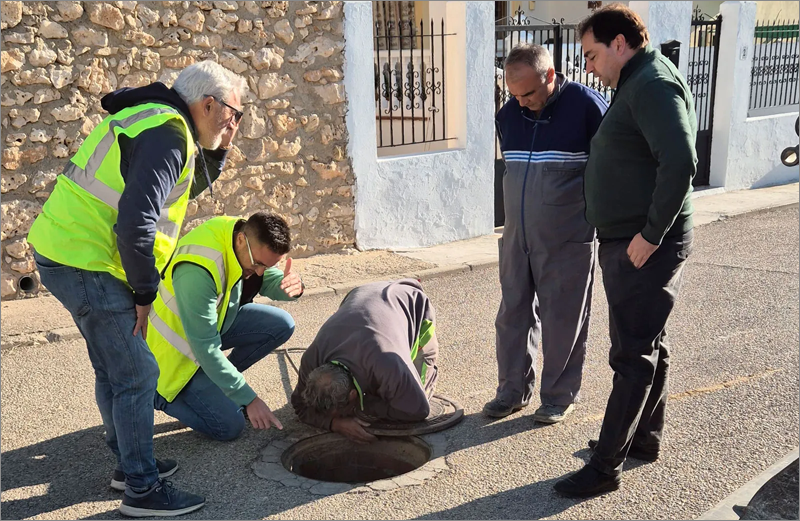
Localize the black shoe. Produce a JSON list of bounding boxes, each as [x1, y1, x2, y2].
[[553, 464, 621, 498], [111, 459, 179, 492], [532, 403, 575, 424], [587, 439, 660, 462], [483, 397, 529, 418], [119, 479, 205, 517]]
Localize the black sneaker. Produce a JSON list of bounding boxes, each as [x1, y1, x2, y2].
[[553, 464, 621, 498], [111, 459, 179, 492], [119, 479, 205, 517], [587, 439, 660, 462], [483, 397, 529, 418]]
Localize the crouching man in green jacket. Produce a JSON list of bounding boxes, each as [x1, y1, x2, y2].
[[147, 212, 303, 444], [291, 279, 439, 443]]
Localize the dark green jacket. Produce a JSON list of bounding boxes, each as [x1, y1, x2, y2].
[[585, 44, 697, 244]]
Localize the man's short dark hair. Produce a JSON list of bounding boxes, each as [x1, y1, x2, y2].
[[302, 363, 353, 414], [243, 211, 291, 255], [577, 3, 650, 50], [504, 43, 554, 79]]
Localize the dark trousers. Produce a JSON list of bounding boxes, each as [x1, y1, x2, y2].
[[590, 231, 693, 476]]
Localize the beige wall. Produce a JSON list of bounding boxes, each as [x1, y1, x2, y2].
[[0, 1, 353, 300]]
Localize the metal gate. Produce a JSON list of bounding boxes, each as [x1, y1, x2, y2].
[[493, 10, 611, 226], [688, 11, 722, 187]]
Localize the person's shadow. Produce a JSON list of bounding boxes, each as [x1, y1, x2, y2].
[[1, 421, 180, 520]]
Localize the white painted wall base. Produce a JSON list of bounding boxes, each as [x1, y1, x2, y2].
[[344, 1, 495, 250]]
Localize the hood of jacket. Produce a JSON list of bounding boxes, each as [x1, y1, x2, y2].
[[100, 82, 198, 140]]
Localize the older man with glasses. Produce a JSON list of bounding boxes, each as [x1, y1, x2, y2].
[[27, 59, 247, 516], [147, 211, 303, 445]]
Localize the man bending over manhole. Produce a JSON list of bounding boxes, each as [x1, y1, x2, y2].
[[291, 279, 439, 443]]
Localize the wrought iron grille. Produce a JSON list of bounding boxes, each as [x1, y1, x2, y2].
[[373, 18, 456, 149], [749, 19, 799, 111], [494, 8, 614, 114], [688, 13, 721, 132]]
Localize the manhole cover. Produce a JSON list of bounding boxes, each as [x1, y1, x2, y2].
[[356, 394, 464, 436], [281, 433, 431, 484]]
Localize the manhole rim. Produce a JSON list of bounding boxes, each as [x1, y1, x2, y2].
[[358, 394, 465, 436], [280, 433, 433, 485]]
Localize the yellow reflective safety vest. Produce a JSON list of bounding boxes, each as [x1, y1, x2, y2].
[[28, 102, 196, 283], [147, 216, 243, 402]]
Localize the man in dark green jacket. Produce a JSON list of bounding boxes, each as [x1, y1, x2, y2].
[[554, 4, 697, 498]]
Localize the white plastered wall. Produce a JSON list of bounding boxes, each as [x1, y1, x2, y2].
[[343, 1, 495, 250], [629, 1, 693, 79]]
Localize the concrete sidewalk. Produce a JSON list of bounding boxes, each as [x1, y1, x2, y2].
[[394, 182, 799, 268], [1, 182, 797, 348]]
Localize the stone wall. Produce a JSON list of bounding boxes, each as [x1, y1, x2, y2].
[[0, 1, 354, 300]]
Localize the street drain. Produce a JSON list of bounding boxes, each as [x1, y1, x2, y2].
[[282, 433, 431, 484]]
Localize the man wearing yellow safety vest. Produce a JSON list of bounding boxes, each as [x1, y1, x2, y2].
[[28, 60, 246, 517], [150, 212, 302, 443], [291, 279, 439, 444]]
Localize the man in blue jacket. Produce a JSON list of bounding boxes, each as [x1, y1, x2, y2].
[[485, 44, 607, 424]]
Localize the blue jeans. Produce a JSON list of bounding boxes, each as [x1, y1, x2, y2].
[[34, 252, 159, 492], [153, 303, 294, 441]]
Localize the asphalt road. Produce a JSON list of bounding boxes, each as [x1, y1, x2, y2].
[[2, 205, 798, 520]]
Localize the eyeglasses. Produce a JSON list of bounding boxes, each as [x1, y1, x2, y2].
[[205, 94, 243, 124], [243, 234, 269, 269]]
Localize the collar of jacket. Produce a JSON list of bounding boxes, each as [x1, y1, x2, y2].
[[616, 43, 656, 92]]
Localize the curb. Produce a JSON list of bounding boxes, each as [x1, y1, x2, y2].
[[698, 447, 799, 520], [4, 262, 486, 350], [5, 200, 797, 350]]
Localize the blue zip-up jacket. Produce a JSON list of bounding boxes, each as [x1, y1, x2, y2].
[[100, 83, 229, 306], [496, 74, 608, 246]]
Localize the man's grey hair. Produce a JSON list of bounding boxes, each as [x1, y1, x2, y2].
[[504, 43, 554, 79], [302, 363, 353, 414], [172, 60, 247, 106]]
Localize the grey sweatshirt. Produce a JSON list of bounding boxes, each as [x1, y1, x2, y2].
[[291, 279, 439, 430]]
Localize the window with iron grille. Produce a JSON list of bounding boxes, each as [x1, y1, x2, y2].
[[372, 6, 456, 151], [749, 19, 799, 112]]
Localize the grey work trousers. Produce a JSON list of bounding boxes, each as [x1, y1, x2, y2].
[[494, 163, 596, 406]]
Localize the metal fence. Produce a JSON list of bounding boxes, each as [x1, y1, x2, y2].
[[373, 18, 456, 149], [494, 15, 614, 113], [749, 20, 799, 111], [688, 13, 722, 187]]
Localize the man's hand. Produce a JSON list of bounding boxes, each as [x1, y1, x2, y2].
[[133, 304, 151, 340], [245, 397, 284, 431], [219, 124, 239, 150], [331, 417, 377, 444], [279, 257, 303, 297], [627, 233, 659, 269]]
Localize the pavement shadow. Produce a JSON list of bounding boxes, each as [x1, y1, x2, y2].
[[415, 476, 597, 520], [1, 402, 329, 520], [0, 421, 186, 520], [438, 411, 555, 455]]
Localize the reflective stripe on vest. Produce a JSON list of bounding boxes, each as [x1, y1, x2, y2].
[[147, 216, 244, 402], [63, 161, 193, 239]]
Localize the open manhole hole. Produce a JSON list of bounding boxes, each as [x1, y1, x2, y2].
[[281, 433, 431, 484]]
